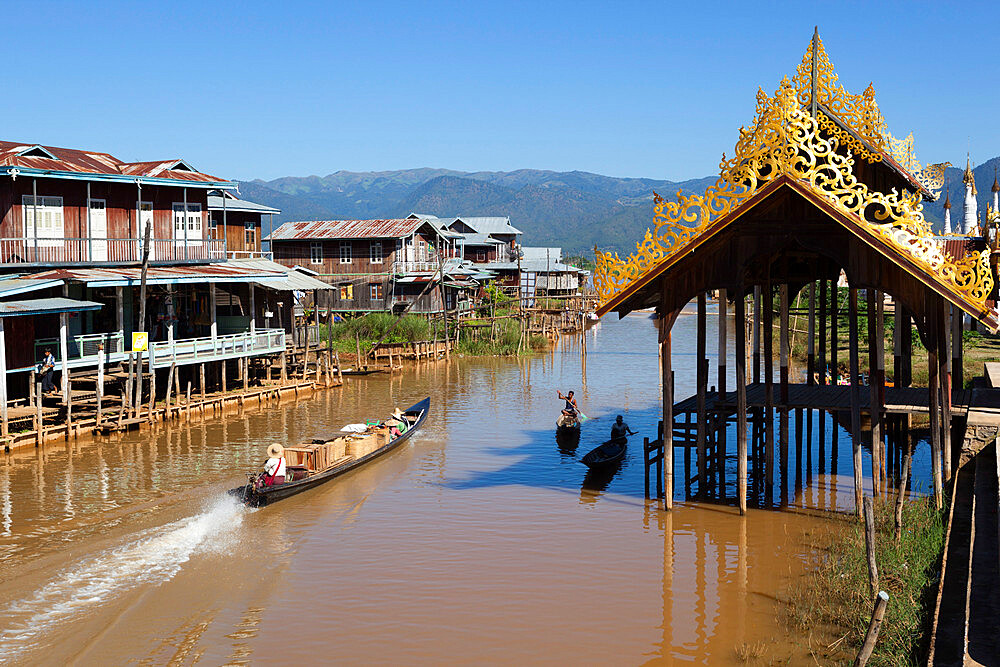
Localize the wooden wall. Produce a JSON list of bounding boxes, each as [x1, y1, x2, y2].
[[272, 238, 400, 276]]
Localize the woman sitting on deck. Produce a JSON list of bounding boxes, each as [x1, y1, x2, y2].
[[261, 443, 286, 486]]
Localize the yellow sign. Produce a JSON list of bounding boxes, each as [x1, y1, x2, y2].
[[131, 332, 149, 352]]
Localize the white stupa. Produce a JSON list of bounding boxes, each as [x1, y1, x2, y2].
[[962, 155, 978, 235]]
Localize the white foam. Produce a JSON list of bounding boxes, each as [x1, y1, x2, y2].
[[0, 495, 247, 656]]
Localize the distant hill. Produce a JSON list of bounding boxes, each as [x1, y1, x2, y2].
[[241, 169, 717, 256], [240, 158, 999, 256], [921, 157, 1000, 232]]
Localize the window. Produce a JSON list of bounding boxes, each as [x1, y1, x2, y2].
[[340, 283, 354, 300], [476, 249, 486, 262], [417, 239, 426, 260], [22, 195, 64, 244], [208, 215, 219, 240], [339, 242, 352, 264], [172, 203, 203, 243], [370, 241, 383, 264], [370, 283, 383, 300], [245, 221, 257, 248], [310, 241, 324, 265]]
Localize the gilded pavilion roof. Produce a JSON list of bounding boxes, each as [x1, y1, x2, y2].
[[594, 34, 996, 324]]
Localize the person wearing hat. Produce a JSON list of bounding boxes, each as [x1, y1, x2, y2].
[[262, 443, 286, 486], [387, 408, 408, 437]]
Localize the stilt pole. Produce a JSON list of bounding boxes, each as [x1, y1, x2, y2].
[[735, 290, 748, 514], [849, 287, 864, 515]]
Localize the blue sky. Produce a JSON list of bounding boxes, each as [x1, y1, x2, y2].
[[6, 1, 998, 182]]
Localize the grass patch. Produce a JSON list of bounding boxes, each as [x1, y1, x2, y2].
[[786, 496, 945, 665]]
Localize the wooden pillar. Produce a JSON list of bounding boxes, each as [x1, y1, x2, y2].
[[696, 293, 707, 495], [893, 299, 902, 386], [752, 286, 761, 383], [210, 282, 218, 341], [222, 359, 228, 393], [900, 307, 912, 387], [249, 285, 257, 333], [0, 317, 7, 440], [59, 312, 69, 403], [951, 305, 963, 391], [830, 278, 839, 383], [661, 313, 675, 511], [735, 291, 747, 514], [199, 363, 206, 409], [867, 290, 882, 495], [939, 300, 952, 483], [763, 281, 774, 505], [116, 286, 124, 336], [96, 344, 104, 424], [849, 287, 863, 515], [927, 298, 943, 509], [819, 278, 828, 385], [717, 288, 728, 499], [779, 284, 789, 403]]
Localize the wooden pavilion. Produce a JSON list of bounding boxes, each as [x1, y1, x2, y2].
[[594, 31, 999, 514]]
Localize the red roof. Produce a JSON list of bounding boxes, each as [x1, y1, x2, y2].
[[267, 219, 427, 241], [0, 141, 226, 184]]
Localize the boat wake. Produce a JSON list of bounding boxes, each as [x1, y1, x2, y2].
[[0, 495, 248, 657]]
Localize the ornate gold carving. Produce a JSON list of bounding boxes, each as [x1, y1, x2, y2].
[[914, 162, 950, 199], [595, 77, 994, 315]]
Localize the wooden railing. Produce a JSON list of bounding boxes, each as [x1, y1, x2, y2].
[[148, 328, 285, 368], [0, 237, 226, 264]]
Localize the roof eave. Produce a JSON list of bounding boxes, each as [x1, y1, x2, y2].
[[0, 166, 237, 190]]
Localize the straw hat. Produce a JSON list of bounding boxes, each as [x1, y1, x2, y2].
[[267, 443, 284, 458], [386, 418, 401, 427]]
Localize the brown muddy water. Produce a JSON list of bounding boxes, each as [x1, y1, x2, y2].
[[0, 310, 935, 665]]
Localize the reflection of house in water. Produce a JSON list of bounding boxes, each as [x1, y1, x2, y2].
[[0, 139, 328, 408]]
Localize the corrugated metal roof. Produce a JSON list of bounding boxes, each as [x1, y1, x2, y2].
[[0, 141, 229, 186], [457, 233, 504, 246], [0, 277, 63, 297], [223, 257, 333, 291], [454, 216, 523, 236], [482, 259, 585, 273], [207, 194, 281, 214], [936, 236, 986, 263], [267, 219, 426, 241], [0, 297, 103, 317], [521, 247, 563, 261], [28, 262, 285, 287]]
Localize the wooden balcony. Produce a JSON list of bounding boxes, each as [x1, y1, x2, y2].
[[0, 237, 227, 266], [27, 328, 286, 372]]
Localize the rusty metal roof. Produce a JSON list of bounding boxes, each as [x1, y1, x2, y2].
[[267, 219, 427, 241], [937, 236, 987, 263], [26, 262, 285, 287], [0, 141, 230, 186], [0, 297, 103, 318]]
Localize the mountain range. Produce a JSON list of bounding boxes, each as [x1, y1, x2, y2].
[[241, 157, 1000, 257]]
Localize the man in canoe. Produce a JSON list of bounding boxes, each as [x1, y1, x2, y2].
[[557, 390, 579, 417], [261, 443, 286, 486], [610, 415, 636, 441]]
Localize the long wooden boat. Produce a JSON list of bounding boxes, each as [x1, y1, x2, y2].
[[230, 397, 430, 506], [581, 437, 627, 469], [556, 412, 581, 435]]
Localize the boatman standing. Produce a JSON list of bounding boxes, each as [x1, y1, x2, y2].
[[262, 443, 286, 486], [610, 415, 635, 440]]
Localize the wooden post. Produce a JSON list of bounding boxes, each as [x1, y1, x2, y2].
[[0, 317, 7, 440], [717, 288, 728, 498], [855, 592, 889, 667], [752, 286, 761, 383], [199, 363, 206, 412], [926, 296, 943, 509], [863, 496, 879, 597], [831, 278, 839, 383], [696, 293, 707, 495], [779, 284, 789, 403], [125, 352, 134, 418], [59, 312, 69, 404], [939, 300, 952, 484], [165, 362, 175, 417], [849, 288, 864, 515], [893, 299, 902, 387], [819, 278, 828, 384], [807, 282, 816, 384], [355, 332, 361, 371], [951, 305, 963, 390], [186, 381, 192, 421], [735, 291, 747, 515], [65, 373, 72, 438], [900, 307, 912, 387], [867, 290, 882, 495], [147, 371, 155, 422], [894, 442, 911, 543], [243, 357, 249, 392], [661, 315, 674, 511], [174, 366, 181, 413], [763, 280, 774, 504], [335, 349, 343, 383], [35, 377, 43, 446], [222, 358, 228, 394], [96, 345, 104, 425]]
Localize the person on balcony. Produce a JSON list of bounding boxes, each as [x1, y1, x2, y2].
[[39, 348, 56, 395]]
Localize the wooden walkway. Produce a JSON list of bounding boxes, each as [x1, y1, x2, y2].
[[674, 382, 971, 417]]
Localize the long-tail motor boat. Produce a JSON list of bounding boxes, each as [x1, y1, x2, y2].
[[231, 397, 430, 506]]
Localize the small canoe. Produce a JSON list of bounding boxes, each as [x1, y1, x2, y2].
[[230, 397, 429, 506], [581, 437, 627, 469], [556, 413, 581, 434]]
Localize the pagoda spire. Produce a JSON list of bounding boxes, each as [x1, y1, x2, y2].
[[943, 189, 952, 234], [962, 154, 978, 235], [991, 166, 999, 214]]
